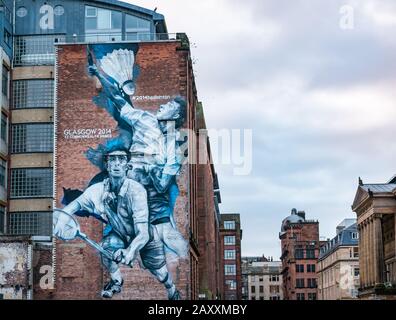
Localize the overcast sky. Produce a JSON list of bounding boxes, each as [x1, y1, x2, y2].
[[127, 0, 396, 258]]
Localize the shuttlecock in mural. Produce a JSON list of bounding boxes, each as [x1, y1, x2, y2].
[[98, 49, 136, 96]]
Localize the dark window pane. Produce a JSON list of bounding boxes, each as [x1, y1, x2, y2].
[[1, 113, 7, 141], [2, 65, 9, 96], [111, 11, 122, 29]]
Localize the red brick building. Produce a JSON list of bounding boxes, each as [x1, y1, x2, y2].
[[279, 209, 319, 300], [50, 37, 217, 300], [220, 214, 243, 300], [196, 103, 222, 300]]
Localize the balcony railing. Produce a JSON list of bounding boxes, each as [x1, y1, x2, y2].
[[13, 33, 183, 67]]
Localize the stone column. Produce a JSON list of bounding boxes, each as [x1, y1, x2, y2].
[[373, 214, 385, 284], [369, 218, 374, 286], [366, 219, 372, 287], [359, 224, 365, 289], [362, 222, 366, 288]]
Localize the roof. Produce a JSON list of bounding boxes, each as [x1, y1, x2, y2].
[[93, 0, 165, 20], [360, 184, 396, 193], [319, 223, 358, 260]]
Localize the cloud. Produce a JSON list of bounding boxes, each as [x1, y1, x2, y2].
[[127, 0, 396, 258]]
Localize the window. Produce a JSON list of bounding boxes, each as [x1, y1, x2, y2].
[[225, 264, 236, 275], [224, 249, 236, 260], [351, 232, 359, 240], [11, 168, 53, 198], [13, 79, 54, 109], [3, 29, 11, 47], [270, 285, 280, 294], [226, 280, 236, 290], [259, 286, 264, 293], [353, 247, 359, 258], [306, 249, 315, 259], [297, 293, 305, 300], [354, 268, 360, 277], [308, 292, 317, 300], [1, 5, 12, 23], [259, 277, 263, 282], [1, 113, 7, 142], [296, 278, 305, 288], [85, 6, 122, 42], [270, 275, 279, 282], [9, 211, 52, 236], [2, 65, 9, 96], [14, 35, 64, 66], [224, 220, 235, 230], [307, 264, 316, 273], [251, 286, 255, 293], [307, 278, 317, 288], [0, 159, 6, 188], [125, 14, 152, 41], [296, 264, 304, 273], [295, 248, 304, 259], [224, 236, 235, 245], [0, 205, 4, 233], [12, 123, 54, 153]]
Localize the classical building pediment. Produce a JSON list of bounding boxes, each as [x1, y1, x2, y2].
[[352, 186, 370, 211]]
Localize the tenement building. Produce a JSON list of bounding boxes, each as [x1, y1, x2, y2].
[[352, 176, 396, 299], [242, 256, 283, 300], [279, 208, 319, 300], [220, 214, 243, 300], [317, 219, 360, 300]]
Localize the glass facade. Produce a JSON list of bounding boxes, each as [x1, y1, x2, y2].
[[9, 211, 52, 236], [14, 35, 65, 66], [12, 123, 54, 153], [13, 79, 54, 109], [11, 168, 53, 198]]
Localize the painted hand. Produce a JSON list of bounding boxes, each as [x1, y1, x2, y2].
[[113, 248, 135, 267], [88, 65, 99, 77]]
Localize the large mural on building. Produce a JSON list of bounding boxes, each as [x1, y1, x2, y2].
[[53, 43, 188, 300]]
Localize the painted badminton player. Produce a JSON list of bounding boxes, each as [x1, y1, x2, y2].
[[57, 146, 181, 300], [87, 47, 188, 259]]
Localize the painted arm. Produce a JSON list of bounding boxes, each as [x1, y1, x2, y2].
[[114, 222, 149, 266], [113, 183, 150, 266], [149, 168, 174, 193], [62, 200, 82, 215], [88, 65, 127, 112]]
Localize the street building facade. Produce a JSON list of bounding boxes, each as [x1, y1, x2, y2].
[[242, 256, 283, 300], [317, 219, 360, 300], [352, 176, 396, 299], [220, 213, 242, 300], [279, 208, 319, 300]]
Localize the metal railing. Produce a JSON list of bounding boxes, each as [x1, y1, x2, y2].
[[13, 33, 185, 67]]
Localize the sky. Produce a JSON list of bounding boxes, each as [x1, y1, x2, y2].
[[127, 0, 396, 258]]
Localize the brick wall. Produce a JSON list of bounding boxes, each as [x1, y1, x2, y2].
[[53, 41, 195, 300]]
